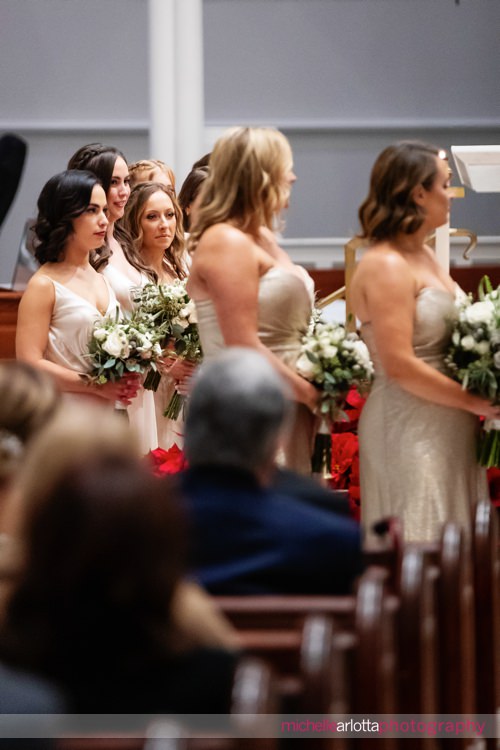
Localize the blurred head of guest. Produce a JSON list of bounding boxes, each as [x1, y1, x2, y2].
[[188, 127, 295, 249], [128, 159, 176, 191], [0, 406, 187, 679], [184, 347, 293, 483], [178, 165, 209, 232], [124, 182, 186, 283], [0, 362, 59, 519]]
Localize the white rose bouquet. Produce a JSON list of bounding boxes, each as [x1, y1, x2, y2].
[[133, 280, 203, 418], [445, 276, 500, 467], [297, 318, 374, 475], [84, 308, 165, 389]]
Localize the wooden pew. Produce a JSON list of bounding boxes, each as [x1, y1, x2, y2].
[[57, 656, 279, 750], [471, 500, 500, 739]]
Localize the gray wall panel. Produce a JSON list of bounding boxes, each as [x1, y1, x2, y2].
[[0, 0, 499, 283]]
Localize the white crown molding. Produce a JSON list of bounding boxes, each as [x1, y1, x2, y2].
[[1, 119, 499, 137]]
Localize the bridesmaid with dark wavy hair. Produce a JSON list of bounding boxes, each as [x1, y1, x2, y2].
[[16, 169, 140, 408]]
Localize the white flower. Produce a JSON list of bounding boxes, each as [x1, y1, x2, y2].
[[461, 335, 476, 351], [102, 330, 129, 359], [464, 300, 495, 326], [320, 344, 338, 360], [172, 315, 190, 330], [93, 327, 108, 342], [475, 341, 490, 356], [180, 299, 197, 322], [351, 340, 373, 372], [493, 351, 500, 369], [296, 353, 320, 380]]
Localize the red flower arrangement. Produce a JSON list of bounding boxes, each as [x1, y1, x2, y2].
[[147, 444, 188, 476], [328, 387, 365, 521]]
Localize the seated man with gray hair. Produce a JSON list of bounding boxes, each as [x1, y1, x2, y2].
[[180, 347, 363, 595]]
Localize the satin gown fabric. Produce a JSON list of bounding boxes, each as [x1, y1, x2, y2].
[[359, 287, 489, 543], [103, 263, 160, 452], [44, 277, 118, 408], [195, 266, 316, 475]]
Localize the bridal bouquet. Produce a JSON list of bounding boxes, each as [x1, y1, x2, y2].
[[84, 309, 165, 388], [296, 319, 374, 475], [445, 276, 500, 467], [133, 280, 203, 418]]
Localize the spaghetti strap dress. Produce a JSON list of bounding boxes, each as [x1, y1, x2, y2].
[[44, 277, 118, 408]]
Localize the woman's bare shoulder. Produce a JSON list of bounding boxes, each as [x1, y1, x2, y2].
[[24, 269, 57, 292], [200, 222, 252, 247], [357, 244, 413, 280]]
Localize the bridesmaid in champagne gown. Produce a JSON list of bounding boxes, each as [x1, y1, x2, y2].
[[67, 144, 158, 449], [16, 170, 140, 408], [187, 127, 319, 475], [350, 142, 498, 542], [123, 182, 195, 451]]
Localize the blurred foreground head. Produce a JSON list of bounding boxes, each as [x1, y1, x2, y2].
[[0, 361, 60, 493], [184, 347, 294, 475], [0, 404, 186, 676]]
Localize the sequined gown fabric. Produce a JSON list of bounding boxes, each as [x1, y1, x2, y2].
[[359, 287, 489, 543], [195, 266, 316, 475]]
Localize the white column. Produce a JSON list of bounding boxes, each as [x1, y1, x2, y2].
[[148, 0, 204, 186], [148, 0, 176, 167], [174, 0, 205, 185]]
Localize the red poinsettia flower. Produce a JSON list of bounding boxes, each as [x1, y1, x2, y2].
[[329, 432, 359, 489], [332, 386, 367, 432], [148, 444, 188, 476], [345, 388, 367, 422]]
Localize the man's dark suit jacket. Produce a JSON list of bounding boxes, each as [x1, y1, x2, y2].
[[180, 464, 363, 595]]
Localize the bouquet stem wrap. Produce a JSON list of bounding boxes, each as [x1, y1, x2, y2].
[[163, 390, 186, 421], [143, 368, 162, 392], [311, 416, 333, 479], [478, 418, 500, 467]]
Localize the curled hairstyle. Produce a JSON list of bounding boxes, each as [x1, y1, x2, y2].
[[177, 166, 209, 231], [184, 347, 294, 472], [128, 159, 176, 191], [188, 127, 293, 252], [124, 182, 186, 282], [67, 143, 150, 276], [68, 143, 126, 194], [33, 169, 102, 264], [0, 406, 186, 681], [0, 361, 60, 488], [358, 141, 443, 241]]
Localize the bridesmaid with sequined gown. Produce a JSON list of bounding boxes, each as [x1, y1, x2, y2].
[[187, 127, 319, 475], [350, 142, 497, 542], [16, 170, 140, 408]]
